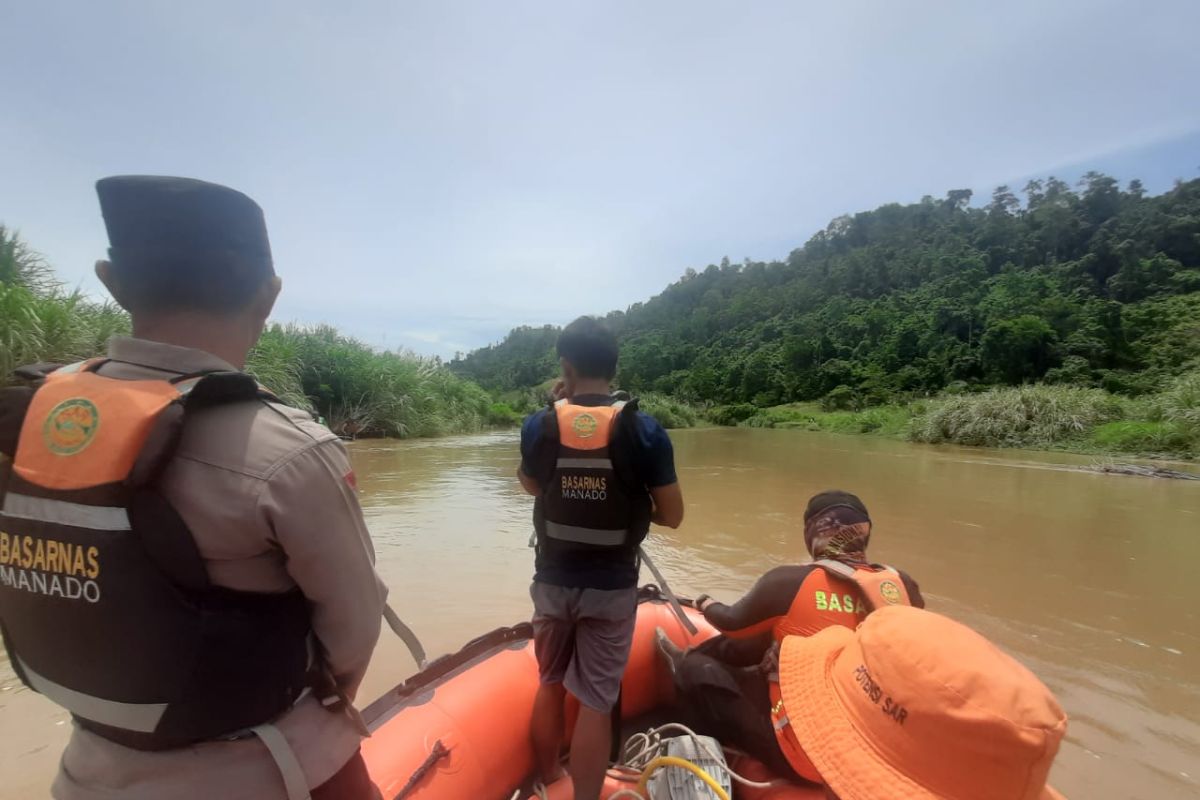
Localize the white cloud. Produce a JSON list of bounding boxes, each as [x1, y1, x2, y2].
[[2, 0, 1198, 358]]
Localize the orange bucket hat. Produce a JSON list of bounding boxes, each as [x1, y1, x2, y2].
[[777, 606, 1067, 800]]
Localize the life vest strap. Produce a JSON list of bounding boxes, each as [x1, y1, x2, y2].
[[813, 558, 856, 579], [638, 546, 698, 635], [54, 359, 103, 376], [812, 559, 908, 612], [383, 603, 428, 670], [251, 722, 312, 800]]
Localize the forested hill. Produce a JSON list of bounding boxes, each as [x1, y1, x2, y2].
[[453, 174, 1200, 408]]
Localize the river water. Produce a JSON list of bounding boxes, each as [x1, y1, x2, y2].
[[2, 428, 1198, 798]]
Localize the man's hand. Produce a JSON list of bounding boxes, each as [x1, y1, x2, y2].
[[517, 467, 542, 497], [695, 594, 715, 613], [550, 379, 569, 402]]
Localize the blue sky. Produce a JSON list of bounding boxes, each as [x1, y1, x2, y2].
[[2, 1, 1198, 358]]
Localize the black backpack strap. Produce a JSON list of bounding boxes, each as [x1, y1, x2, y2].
[[2, 363, 67, 462], [126, 371, 276, 593], [610, 396, 643, 489], [0, 387, 35, 461], [616, 396, 641, 434], [127, 371, 273, 489], [174, 370, 278, 408], [530, 405, 561, 485], [12, 362, 64, 384]]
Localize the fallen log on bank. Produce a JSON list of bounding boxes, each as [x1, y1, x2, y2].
[[1088, 461, 1200, 480]]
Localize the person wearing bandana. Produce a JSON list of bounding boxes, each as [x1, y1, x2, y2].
[[655, 490, 923, 782]]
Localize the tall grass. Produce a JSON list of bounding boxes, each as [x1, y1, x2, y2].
[[741, 403, 911, 436], [909, 385, 1127, 448], [0, 283, 130, 379], [637, 392, 702, 429], [1153, 371, 1200, 433], [0, 225, 57, 294], [0, 288, 506, 440], [247, 324, 497, 438], [730, 378, 1200, 458]]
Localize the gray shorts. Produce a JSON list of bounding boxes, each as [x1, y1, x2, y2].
[[530, 582, 638, 712]]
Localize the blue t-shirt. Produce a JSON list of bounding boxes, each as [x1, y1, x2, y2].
[[520, 394, 677, 588]]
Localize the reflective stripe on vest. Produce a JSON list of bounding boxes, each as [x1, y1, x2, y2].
[[2, 493, 131, 531], [555, 457, 613, 470], [18, 655, 167, 732], [544, 520, 629, 546], [767, 676, 821, 782]]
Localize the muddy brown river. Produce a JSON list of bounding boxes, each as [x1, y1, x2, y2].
[[2, 428, 1198, 798]]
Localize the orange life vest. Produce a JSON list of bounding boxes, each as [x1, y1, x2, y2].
[[773, 559, 913, 640], [0, 360, 312, 750], [767, 560, 913, 782], [532, 398, 651, 553]]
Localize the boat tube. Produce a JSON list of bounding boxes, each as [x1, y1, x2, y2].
[[361, 586, 820, 800]]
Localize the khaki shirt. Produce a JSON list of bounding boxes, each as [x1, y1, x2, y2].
[[51, 337, 387, 800]]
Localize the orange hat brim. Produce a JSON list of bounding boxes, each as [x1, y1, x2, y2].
[[778, 630, 1065, 800]]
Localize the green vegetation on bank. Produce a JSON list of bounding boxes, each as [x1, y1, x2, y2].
[[0, 226, 507, 439], [736, 403, 912, 437], [492, 380, 703, 430], [637, 393, 704, 429], [248, 325, 504, 438], [457, 176, 1200, 403], [730, 375, 1200, 458], [454, 174, 1200, 456], [0, 281, 130, 380]]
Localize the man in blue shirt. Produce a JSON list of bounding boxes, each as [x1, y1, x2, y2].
[[518, 317, 683, 800]]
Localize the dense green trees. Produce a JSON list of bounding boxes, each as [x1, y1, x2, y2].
[[455, 174, 1200, 411]]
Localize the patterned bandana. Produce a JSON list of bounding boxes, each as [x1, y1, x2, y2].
[[804, 506, 872, 563]]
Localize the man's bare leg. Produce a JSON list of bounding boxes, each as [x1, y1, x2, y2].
[[531, 682, 568, 784], [569, 706, 611, 800]]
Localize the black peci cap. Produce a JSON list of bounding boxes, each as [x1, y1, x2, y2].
[[804, 490, 870, 523], [96, 175, 273, 275]]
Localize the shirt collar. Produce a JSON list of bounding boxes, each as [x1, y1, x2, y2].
[[106, 336, 238, 375]]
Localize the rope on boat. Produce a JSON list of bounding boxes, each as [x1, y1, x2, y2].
[[638, 548, 698, 636], [384, 603, 428, 669], [515, 722, 786, 799], [609, 724, 787, 796], [636, 757, 731, 800], [393, 738, 449, 799]]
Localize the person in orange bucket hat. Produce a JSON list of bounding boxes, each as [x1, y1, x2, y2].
[[773, 605, 1068, 800]]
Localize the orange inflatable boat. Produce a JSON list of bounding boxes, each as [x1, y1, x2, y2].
[[361, 587, 820, 800]]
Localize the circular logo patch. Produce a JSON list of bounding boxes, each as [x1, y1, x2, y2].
[[572, 413, 599, 439], [879, 580, 903, 605], [42, 398, 100, 456]]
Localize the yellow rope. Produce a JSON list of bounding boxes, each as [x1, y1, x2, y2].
[[634, 756, 731, 800]]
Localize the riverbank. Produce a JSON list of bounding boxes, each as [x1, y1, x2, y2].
[[718, 377, 1200, 462]]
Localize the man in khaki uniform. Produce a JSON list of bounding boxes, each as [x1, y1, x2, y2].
[[1, 176, 386, 799]]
